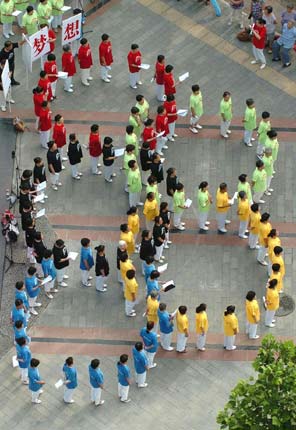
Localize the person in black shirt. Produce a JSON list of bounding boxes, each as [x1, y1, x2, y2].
[[21, 201, 34, 231], [116, 240, 127, 285], [150, 152, 164, 184], [139, 230, 155, 274], [95, 245, 109, 292], [25, 219, 36, 263], [140, 141, 152, 186], [52, 239, 70, 287], [166, 167, 178, 212], [33, 156, 48, 200], [33, 231, 47, 278], [102, 136, 117, 183], [0, 40, 24, 85], [19, 185, 31, 215], [67, 133, 83, 180], [160, 201, 172, 249], [47, 140, 62, 191], [153, 216, 166, 262]]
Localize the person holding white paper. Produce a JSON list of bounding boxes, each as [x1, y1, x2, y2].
[[216, 182, 232, 234], [29, 358, 45, 404], [166, 167, 178, 213], [41, 249, 58, 298], [155, 105, 169, 155], [78, 38, 93, 86], [195, 303, 208, 351], [127, 159, 143, 207], [63, 356, 78, 404], [127, 43, 142, 89], [16, 337, 31, 384], [47, 140, 62, 190], [189, 84, 203, 134], [21, 6, 39, 35], [176, 306, 189, 353], [140, 142, 152, 186], [160, 201, 172, 248], [197, 181, 212, 232], [139, 232, 155, 275], [127, 206, 140, 249], [0, 0, 15, 39], [102, 136, 117, 183], [135, 94, 149, 123], [154, 54, 165, 101], [67, 133, 83, 180], [158, 303, 174, 351], [164, 94, 178, 141], [173, 183, 187, 230], [53, 239, 70, 287]]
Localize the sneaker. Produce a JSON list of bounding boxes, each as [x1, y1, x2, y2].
[[52, 185, 58, 191], [82, 82, 90, 86], [167, 137, 175, 142], [175, 225, 185, 230], [160, 256, 165, 260], [32, 399, 42, 404], [107, 74, 112, 79], [97, 288, 107, 293], [88, 76, 93, 81], [137, 81, 143, 85], [265, 323, 275, 328], [272, 58, 280, 62], [57, 182, 62, 186], [257, 260, 268, 266], [102, 78, 110, 83], [82, 283, 92, 287], [259, 199, 265, 204], [221, 134, 228, 139], [225, 220, 231, 225], [230, 346, 237, 350], [149, 363, 157, 368], [198, 347, 206, 351], [63, 275, 69, 279], [64, 88, 74, 93], [164, 245, 170, 249], [112, 173, 117, 177], [130, 85, 137, 89], [62, 157, 68, 161], [251, 60, 258, 64], [268, 188, 273, 192], [264, 191, 271, 196], [260, 64, 266, 70], [251, 138, 255, 142], [239, 234, 248, 239], [189, 127, 198, 134], [164, 346, 174, 351], [162, 145, 168, 149], [205, 221, 210, 225], [22, 379, 29, 385], [121, 399, 131, 403], [138, 383, 148, 388], [137, 202, 144, 206], [44, 195, 48, 199], [73, 175, 81, 180], [62, 165, 65, 170], [95, 400, 105, 406], [30, 308, 38, 315], [201, 226, 209, 231], [1, 106, 7, 112], [283, 62, 291, 68], [195, 124, 202, 129], [245, 142, 253, 147], [173, 134, 178, 137], [218, 228, 227, 234], [105, 178, 113, 183], [3, 34, 10, 39], [59, 282, 68, 287], [250, 335, 260, 339], [167, 240, 172, 244], [52, 289, 59, 293], [8, 99, 15, 104], [126, 312, 136, 317], [46, 293, 54, 299], [64, 399, 75, 404]]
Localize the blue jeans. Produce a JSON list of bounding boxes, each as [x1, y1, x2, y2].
[[272, 41, 291, 65]]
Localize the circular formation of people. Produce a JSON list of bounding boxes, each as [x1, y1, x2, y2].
[[1, 0, 293, 410]]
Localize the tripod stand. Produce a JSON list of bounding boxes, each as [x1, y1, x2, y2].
[[4, 239, 26, 273]]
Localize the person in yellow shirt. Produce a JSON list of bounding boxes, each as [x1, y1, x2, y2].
[[119, 253, 135, 293], [124, 269, 138, 317], [223, 305, 239, 351], [257, 212, 272, 266], [237, 190, 250, 239], [127, 206, 140, 252], [264, 278, 279, 327], [245, 291, 260, 339], [120, 223, 135, 256], [176, 305, 189, 353], [270, 263, 283, 293], [143, 192, 159, 230], [146, 291, 159, 333], [195, 303, 208, 351], [267, 229, 281, 276], [216, 182, 232, 234], [248, 203, 261, 249], [271, 246, 285, 279]]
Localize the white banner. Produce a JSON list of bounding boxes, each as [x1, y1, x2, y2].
[[1, 60, 11, 99], [30, 27, 50, 62], [61, 13, 82, 46]]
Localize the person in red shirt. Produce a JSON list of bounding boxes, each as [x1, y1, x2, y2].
[[127, 43, 142, 89], [154, 54, 165, 101], [99, 33, 113, 83], [164, 94, 178, 142], [251, 18, 267, 69], [32, 86, 46, 130], [44, 53, 58, 98], [142, 118, 157, 152], [155, 105, 169, 156], [38, 70, 53, 102], [62, 44, 76, 93], [38, 100, 52, 149], [88, 123, 102, 175], [78, 38, 93, 86], [163, 64, 177, 97], [40, 23, 56, 67], [52, 114, 67, 164]]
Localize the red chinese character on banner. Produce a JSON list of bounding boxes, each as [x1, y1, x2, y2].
[[33, 34, 48, 57], [64, 20, 80, 41]]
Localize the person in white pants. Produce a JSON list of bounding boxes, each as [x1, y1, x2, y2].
[[154, 54, 165, 101], [237, 190, 249, 239], [63, 357, 78, 404], [248, 203, 260, 249], [164, 94, 178, 141], [80, 237, 94, 287], [28, 358, 45, 404], [245, 291, 260, 339], [250, 19, 267, 70], [220, 91, 232, 138], [158, 303, 174, 351], [99, 33, 113, 83], [223, 305, 239, 351], [264, 279, 279, 327], [197, 181, 212, 232], [78, 38, 93, 86], [256, 212, 271, 265], [195, 303, 208, 351], [117, 354, 131, 403], [16, 337, 31, 384], [133, 342, 149, 388], [176, 306, 189, 353], [127, 43, 141, 89], [88, 359, 105, 406], [153, 216, 165, 261], [228, 0, 244, 28], [216, 182, 232, 234], [140, 321, 158, 368]]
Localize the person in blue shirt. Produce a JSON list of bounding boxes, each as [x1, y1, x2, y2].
[[132, 342, 149, 388], [41, 249, 58, 299], [88, 358, 105, 406], [117, 354, 131, 403], [16, 337, 32, 384], [14, 320, 31, 344], [140, 321, 158, 369], [80, 237, 94, 287], [29, 358, 45, 404], [144, 256, 155, 282], [63, 356, 78, 404], [146, 270, 163, 298], [25, 266, 41, 315], [158, 302, 174, 351], [11, 299, 27, 329], [15, 281, 29, 318], [272, 21, 296, 67]]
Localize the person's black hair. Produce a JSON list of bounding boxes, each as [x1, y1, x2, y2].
[[257, 18, 266, 25], [166, 167, 175, 176], [126, 269, 135, 279], [146, 192, 154, 200], [145, 256, 154, 264], [34, 231, 42, 241], [238, 190, 246, 199], [43, 249, 52, 259], [160, 201, 168, 212], [157, 105, 165, 114], [90, 358, 100, 369], [15, 320, 23, 329], [120, 253, 128, 263], [165, 64, 173, 73], [128, 159, 136, 169], [131, 106, 139, 115], [238, 174, 247, 183], [224, 305, 235, 316], [119, 354, 128, 364], [80, 37, 88, 45], [152, 153, 160, 162], [131, 44, 139, 50], [196, 303, 207, 313], [91, 124, 99, 133], [15, 298, 23, 307], [63, 44, 71, 52], [120, 223, 128, 233], [192, 84, 200, 92], [65, 356, 74, 366], [16, 337, 26, 346], [144, 118, 154, 126], [166, 94, 175, 102], [104, 136, 113, 145], [40, 70, 47, 78], [198, 181, 208, 190], [55, 239, 64, 247], [154, 216, 161, 224], [265, 5, 273, 12], [261, 212, 270, 222], [274, 246, 283, 255], [147, 175, 157, 185], [178, 305, 187, 315], [126, 144, 135, 152], [157, 54, 165, 62], [150, 270, 160, 279], [47, 53, 56, 61], [142, 142, 150, 149], [176, 183, 184, 191], [136, 94, 144, 102], [47, 140, 55, 149], [272, 263, 280, 272], [95, 245, 105, 253], [262, 111, 270, 119], [135, 341, 143, 351], [30, 358, 40, 367], [246, 291, 256, 301], [41, 100, 48, 108], [22, 169, 32, 179], [159, 303, 166, 311], [219, 182, 227, 191], [251, 203, 259, 212], [81, 237, 90, 247], [126, 125, 134, 134], [26, 5, 34, 13], [101, 33, 109, 41], [28, 266, 37, 276], [268, 279, 278, 289], [15, 281, 24, 291], [223, 91, 230, 97], [141, 229, 149, 239], [246, 98, 254, 107], [69, 133, 76, 141], [256, 159, 264, 169], [32, 86, 43, 95], [146, 321, 154, 331], [267, 129, 277, 139], [267, 228, 276, 238], [127, 206, 137, 216], [54, 114, 62, 122]]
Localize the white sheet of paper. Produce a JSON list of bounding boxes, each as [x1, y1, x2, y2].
[[36, 181, 46, 192], [160, 158, 165, 164], [142, 312, 146, 317], [36, 208, 46, 219], [58, 71, 68, 79], [41, 275, 52, 285], [185, 198, 192, 208], [179, 72, 189, 82], [170, 308, 178, 318], [228, 192, 238, 206], [82, 144, 88, 149], [114, 148, 125, 157], [177, 109, 188, 117], [12, 355, 18, 368], [61, 5, 71, 11], [55, 379, 64, 389], [158, 263, 168, 273], [34, 193, 45, 203], [12, 10, 22, 16], [156, 131, 165, 138], [68, 251, 78, 261], [163, 280, 174, 289], [139, 63, 150, 70]]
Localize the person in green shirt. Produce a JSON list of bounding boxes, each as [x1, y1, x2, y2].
[[125, 125, 139, 156], [265, 129, 279, 172], [22, 6, 39, 35], [51, 0, 64, 32], [123, 144, 136, 192], [135, 94, 149, 123], [220, 91, 232, 139], [262, 147, 273, 196], [173, 183, 187, 230], [14, 0, 29, 26], [251, 159, 267, 204], [37, 0, 52, 26], [129, 106, 141, 139], [189, 84, 203, 134], [243, 98, 256, 147], [257, 111, 270, 156], [0, 0, 15, 38], [146, 176, 160, 206], [237, 174, 253, 204], [127, 160, 142, 208], [197, 181, 212, 232]]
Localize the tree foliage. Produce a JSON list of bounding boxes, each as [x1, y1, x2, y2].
[[217, 334, 296, 429]]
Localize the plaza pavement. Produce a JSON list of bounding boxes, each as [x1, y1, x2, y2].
[[0, 0, 296, 429]]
